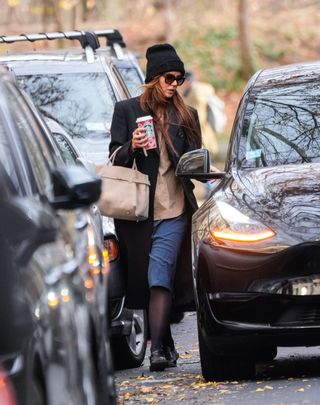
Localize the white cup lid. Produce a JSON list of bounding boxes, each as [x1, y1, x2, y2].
[[136, 115, 153, 123]]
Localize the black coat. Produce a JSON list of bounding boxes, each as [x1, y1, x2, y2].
[[109, 96, 201, 310]]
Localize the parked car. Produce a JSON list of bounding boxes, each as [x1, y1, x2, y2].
[[0, 66, 114, 404], [42, 117, 116, 402], [0, 30, 148, 370], [176, 61, 320, 381]]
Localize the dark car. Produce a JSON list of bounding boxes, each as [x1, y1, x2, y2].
[[176, 61, 320, 381], [0, 30, 148, 370], [42, 117, 116, 402], [0, 66, 111, 404]]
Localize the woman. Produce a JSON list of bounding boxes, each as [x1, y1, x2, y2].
[[109, 43, 201, 371]]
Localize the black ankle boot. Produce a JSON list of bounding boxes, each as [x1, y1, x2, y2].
[[164, 346, 179, 367], [149, 349, 168, 371]]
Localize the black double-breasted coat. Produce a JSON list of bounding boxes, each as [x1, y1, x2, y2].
[[109, 96, 201, 310]]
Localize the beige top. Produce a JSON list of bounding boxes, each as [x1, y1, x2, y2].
[[154, 129, 185, 220]]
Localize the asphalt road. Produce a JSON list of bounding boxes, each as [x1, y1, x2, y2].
[[115, 312, 320, 405]]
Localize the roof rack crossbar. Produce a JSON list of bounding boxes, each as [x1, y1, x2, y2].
[[94, 29, 126, 48], [0, 30, 100, 51]]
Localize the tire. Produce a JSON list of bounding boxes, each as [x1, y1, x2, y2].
[[104, 332, 117, 405], [112, 309, 147, 370], [29, 378, 46, 405], [197, 321, 255, 381], [170, 311, 184, 324], [92, 324, 117, 405]]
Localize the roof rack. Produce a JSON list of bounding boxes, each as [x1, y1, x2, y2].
[[0, 29, 126, 50], [0, 30, 99, 48], [94, 29, 126, 59], [0, 30, 101, 63]]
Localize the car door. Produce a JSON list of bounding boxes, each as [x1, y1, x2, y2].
[[2, 78, 99, 405]]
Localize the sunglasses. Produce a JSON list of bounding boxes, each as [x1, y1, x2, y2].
[[163, 73, 185, 86]]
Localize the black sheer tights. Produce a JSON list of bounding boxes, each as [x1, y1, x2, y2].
[[148, 287, 174, 353]]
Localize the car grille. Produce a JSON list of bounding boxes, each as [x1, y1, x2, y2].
[[273, 304, 320, 327]]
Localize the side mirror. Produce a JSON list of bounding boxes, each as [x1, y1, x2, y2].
[[1, 197, 58, 265], [51, 165, 101, 210], [176, 148, 225, 180]]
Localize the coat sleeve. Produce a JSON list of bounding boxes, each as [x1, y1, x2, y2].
[[184, 108, 202, 153], [109, 101, 138, 167]]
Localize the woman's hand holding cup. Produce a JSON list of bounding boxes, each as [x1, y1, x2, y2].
[[131, 127, 148, 150]]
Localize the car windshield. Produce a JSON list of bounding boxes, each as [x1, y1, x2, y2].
[[239, 81, 320, 169], [118, 67, 143, 97], [18, 73, 116, 165]]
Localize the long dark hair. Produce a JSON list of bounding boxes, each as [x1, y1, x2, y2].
[[139, 76, 200, 155]]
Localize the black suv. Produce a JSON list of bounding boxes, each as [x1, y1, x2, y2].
[[0, 66, 113, 404], [0, 30, 148, 370]]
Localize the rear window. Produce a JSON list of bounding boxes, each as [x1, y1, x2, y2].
[[18, 72, 116, 165]]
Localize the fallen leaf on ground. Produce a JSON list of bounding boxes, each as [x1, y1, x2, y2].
[[180, 353, 192, 359], [123, 392, 135, 399], [145, 397, 160, 403], [140, 387, 154, 394]]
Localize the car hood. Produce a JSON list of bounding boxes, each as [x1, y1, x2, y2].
[[236, 163, 320, 241]]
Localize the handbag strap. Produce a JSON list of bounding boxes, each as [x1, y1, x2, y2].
[[109, 146, 137, 169]]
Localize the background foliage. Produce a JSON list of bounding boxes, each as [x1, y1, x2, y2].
[[1, 0, 320, 143]]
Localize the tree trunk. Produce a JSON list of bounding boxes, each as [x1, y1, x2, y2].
[[42, 0, 51, 34], [163, 0, 174, 42], [71, 4, 77, 30], [238, 0, 254, 80]]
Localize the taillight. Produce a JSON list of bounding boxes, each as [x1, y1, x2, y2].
[[104, 238, 119, 262], [0, 368, 16, 405]]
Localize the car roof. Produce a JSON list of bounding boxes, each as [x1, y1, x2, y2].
[[248, 61, 320, 93], [0, 29, 134, 98], [0, 29, 140, 67]]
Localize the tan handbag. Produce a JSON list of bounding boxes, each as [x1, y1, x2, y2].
[[97, 147, 150, 221]]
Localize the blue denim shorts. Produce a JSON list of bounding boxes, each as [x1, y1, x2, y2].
[[148, 213, 187, 292]]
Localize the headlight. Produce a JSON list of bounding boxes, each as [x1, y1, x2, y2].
[[210, 201, 275, 244]]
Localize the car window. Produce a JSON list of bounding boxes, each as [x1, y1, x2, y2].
[[0, 114, 22, 194], [118, 67, 143, 97], [18, 72, 116, 165], [53, 133, 77, 165], [5, 83, 54, 199], [239, 81, 320, 168]]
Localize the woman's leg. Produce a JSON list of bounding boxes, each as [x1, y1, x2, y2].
[[148, 214, 187, 360], [148, 286, 172, 353]]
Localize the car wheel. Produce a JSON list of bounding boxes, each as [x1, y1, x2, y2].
[[170, 311, 184, 324], [112, 310, 147, 370], [104, 332, 117, 405], [30, 378, 45, 405], [197, 321, 255, 381], [91, 323, 117, 405]]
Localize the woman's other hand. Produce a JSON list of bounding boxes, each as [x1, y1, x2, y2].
[[210, 164, 220, 173]]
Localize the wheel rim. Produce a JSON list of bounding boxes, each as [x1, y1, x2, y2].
[[126, 310, 145, 356]]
